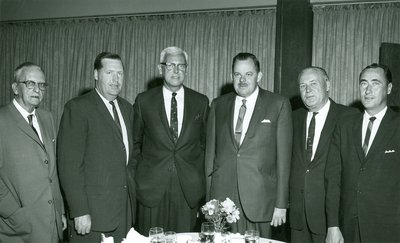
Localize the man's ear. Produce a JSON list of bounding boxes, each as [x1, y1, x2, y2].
[[387, 82, 393, 95], [11, 82, 18, 96], [257, 72, 263, 83], [158, 64, 163, 75], [94, 69, 98, 81]]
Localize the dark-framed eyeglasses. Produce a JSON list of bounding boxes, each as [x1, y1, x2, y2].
[[160, 62, 188, 72], [16, 80, 48, 91]]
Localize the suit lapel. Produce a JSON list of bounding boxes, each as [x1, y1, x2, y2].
[[242, 91, 266, 145], [310, 102, 338, 166], [8, 104, 45, 150], [353, 114, 365, 163], [364, 109, 394, 163], [93, 91, 124, 142], [177, 87, 190, 146], [226, 94, 239, 150], [116, 97, 133, 156], [157, 88, 175, 143]]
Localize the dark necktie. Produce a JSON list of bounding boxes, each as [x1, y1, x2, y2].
[[27, 114, 40, 138], [363, 116, 376, 156], [170, 92, 178, 143], [306, 112, 318, 162], [109, 101, 122, 135], [234, 99, 247, 146]]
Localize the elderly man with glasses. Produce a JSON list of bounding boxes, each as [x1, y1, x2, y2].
[[133, 46, 209, 234], [0, 62, 66, 243]]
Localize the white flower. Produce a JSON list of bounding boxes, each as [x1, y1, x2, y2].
[[221, 198, 235, 213]]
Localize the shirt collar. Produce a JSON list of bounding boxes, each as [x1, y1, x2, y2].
[[236, 86, 259, 103], [163, 85, 184, 98], [308, 99, 331, 117], [95, 88, 117, 105], [13, 99, 36, 118], [364, 106, 387, 121]]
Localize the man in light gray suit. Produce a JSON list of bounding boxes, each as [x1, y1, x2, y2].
[[0, 62, 66, 243]]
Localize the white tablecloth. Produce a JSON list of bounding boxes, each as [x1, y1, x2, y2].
[[178, 232, 285, 243], [101, 228, 286, 243]]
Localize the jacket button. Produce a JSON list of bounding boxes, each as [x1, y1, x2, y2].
[[49, 179, 53, 183], [44, 160, 49, 164], [305, 169, 310, 173], [48, 200, 53, 204]]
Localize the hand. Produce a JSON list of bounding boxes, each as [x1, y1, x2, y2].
[[74, 214, 91, 235], [326, 227, 344, 243], [62, 214, 67, 231], [270, 207, 286, 227]]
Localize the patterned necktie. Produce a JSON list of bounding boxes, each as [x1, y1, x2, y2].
[[27, 114, 40, 137], [306, 112, 318, 162], [109, 101, 122, 135], [363, 116, 376, 156], [170, 92, 178, 143], [234, 99, 247, 146]]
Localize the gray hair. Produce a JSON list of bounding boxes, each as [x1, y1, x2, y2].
[[159, 46, 188, 63]]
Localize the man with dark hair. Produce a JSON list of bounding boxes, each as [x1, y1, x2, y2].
[[289, 67, 356, 243], [325, 63, 400, 243], [206, 52, 292, 238], [0, 62, 66, 242], [58, 52, 135, 242], [133, 46, 209, 234]]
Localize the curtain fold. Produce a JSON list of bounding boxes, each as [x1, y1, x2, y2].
[[0, 9, 276, 125], [312, 3, 400, 106]]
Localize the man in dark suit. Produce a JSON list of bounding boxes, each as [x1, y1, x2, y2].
[[289, 67, 356, 243], [0, 62, 66, 243], [205, 52, 292, 238], [325, 63, 400, 243], [57, 52, 134, 243], [133, 46, 209, 234]]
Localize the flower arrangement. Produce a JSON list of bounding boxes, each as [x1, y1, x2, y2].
[[201, 198, 240, 232]]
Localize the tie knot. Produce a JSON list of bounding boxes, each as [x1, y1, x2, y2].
[[369, 116, 376, 122], [27, 114, 34, 123], [172, 92, 177, 97], [312, 112, 318, 117], [242, 99, 247, 106], [109, 100, 116, 107]]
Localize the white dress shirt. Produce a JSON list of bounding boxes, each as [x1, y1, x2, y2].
[[233, 87, 259, 145], [305, 99, 331, 161], [362, 106, 387, 155], [163, 86, 184, 137], [13, 99, 43, 142], [96, 89, 129, 164]]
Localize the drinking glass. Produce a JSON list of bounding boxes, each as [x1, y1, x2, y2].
[[200, 222, 215, 242], [149, 227, 165, 243], [164, 231, 177, 243], [244, 229, 259, 243]]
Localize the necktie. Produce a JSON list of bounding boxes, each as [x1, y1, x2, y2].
[[170, 92, 178, 143], [234, 99, 247, 146], [363, 116, 376, 156], [306, 112, 318, 162], [27, 114, 40, 138], [110, 101, 122, 135]]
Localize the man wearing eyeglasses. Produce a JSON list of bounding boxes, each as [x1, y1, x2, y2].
[[0, 62, 66, 242], [133, 46, 209, 234]]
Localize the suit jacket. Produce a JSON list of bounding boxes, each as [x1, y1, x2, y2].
[[325, 108, 400, 242], [133, 86, 209, 208], [0, 103, 64, 243], [57, 90, 135, 232], [205, 88, 292, 222], [289, 100, 356, 234]]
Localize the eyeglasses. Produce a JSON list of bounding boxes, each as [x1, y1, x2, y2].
[[16, 80, 48, 91], [160, 62, 187, 72]]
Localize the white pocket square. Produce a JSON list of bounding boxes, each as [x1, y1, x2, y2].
[[385, 149, 395, 154], [261, 119, 271, 123]]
